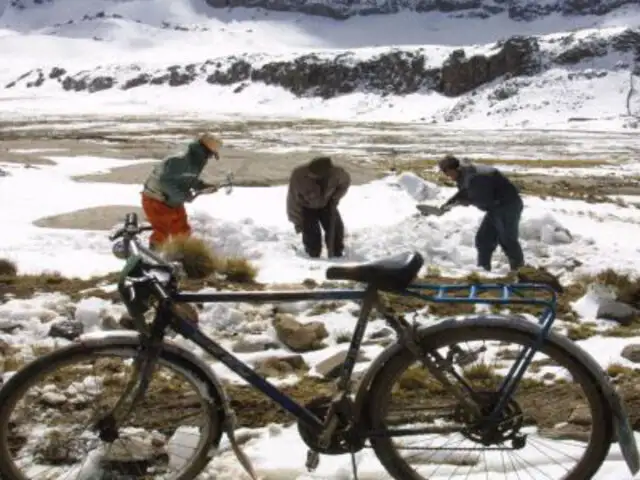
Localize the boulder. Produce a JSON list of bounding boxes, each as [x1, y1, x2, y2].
[[232, 338, 280, 353], [314, 349, 370, 379], [254, 354, 309, 377], [621, 344, 640, 363], [48, 319, 84, 340], [273, 314, 328, 352], [596, 300, 637, 325]]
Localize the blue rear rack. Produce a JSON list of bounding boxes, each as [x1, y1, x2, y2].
[[405, 282, 558, 328]]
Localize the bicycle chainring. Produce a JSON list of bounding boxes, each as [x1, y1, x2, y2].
[[297, 395, 365, 455]]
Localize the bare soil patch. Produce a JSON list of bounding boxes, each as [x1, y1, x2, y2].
[[73, 146, 384, 187], [33, 205, 145, 231]]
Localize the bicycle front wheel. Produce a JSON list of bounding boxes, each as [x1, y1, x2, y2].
[[0, 342, 219, 480], [367, 318, 613, 480]]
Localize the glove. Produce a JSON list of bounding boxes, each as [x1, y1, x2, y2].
[[185, 189, 198, 203]]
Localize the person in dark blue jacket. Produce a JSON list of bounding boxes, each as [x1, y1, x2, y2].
[[438, 154, 525, 272]]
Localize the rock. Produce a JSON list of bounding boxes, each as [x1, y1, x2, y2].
[[232, 338, 280, 353], [0, 319, 21, 333], [37, 310, 59, 323], [314, 350, 370, 379], [369, 327, 394, 339], [568, 404, 592, 426], [88, 76, 115, 93], [553, 37, 609, 65], [621, 344, 640, 363], [40, 392, 67, 407], [0, 339, 11, 356], [174, 303, 199, 325], [119, 313, 136, 330], [439, 36, 540, 97], [48, 319, 84, 340], [539, 425, 590, 443], [200, 0, 638, 20], [597, 300, 637, 325], [273, 314, 328, 352], [104, 439, 155, 462], [48, 67, 66, 79], [254, 354, 309, 377]]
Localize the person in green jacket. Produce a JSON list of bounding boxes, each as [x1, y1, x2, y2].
[[141, 133, 222, 249]]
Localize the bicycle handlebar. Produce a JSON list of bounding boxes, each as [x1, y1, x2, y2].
[[109, 213, 176, 272]]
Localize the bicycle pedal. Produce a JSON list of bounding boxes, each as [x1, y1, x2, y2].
[[306, 449, 320, 472]]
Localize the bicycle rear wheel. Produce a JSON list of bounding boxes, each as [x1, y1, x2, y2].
[[367, 319, 613, 480], [0, 342, 219, 480]]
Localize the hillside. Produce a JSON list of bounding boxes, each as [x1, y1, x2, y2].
[[0, 0, 638, 129]]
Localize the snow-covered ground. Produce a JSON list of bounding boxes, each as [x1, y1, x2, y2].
[[1, 0, 640, 478], [1, 151, 640, 479], [0, 0, 639, 128]]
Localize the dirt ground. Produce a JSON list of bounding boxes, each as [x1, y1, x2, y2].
[[33, 206, 147, 231], [2, 118, 638, 231], [1, 133, 385, 231]]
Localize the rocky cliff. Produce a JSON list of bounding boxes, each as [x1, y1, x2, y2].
[[6, 0, 640, 20], [5, 28, 638, 100]]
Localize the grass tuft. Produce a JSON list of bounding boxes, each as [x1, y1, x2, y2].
[[222, 256, 258, 284], [0, 258, 17, 277], [160, 235, 224, 280]]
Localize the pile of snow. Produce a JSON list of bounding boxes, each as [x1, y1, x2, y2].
[[394, 171, 440, 202]]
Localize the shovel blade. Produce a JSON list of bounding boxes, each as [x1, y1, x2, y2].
[[416, 204, 443, 216]]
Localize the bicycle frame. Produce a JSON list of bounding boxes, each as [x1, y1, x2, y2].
[[146, 281, 558, 433]]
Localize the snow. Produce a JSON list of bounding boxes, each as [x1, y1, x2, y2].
[[1, 145, 640, 477], [2, 0, 640, 478], [0, 0, 638, 128]]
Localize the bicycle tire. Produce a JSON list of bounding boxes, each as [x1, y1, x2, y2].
[[0, 341, 220, 480], [366, 319, 613, 480]]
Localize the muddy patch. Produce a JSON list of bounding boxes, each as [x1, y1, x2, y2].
[[33, 205, 145, 231], [73, 147, 384, 187]]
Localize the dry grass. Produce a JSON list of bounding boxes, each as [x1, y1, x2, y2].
[[222, 256, 258, 283], [0, 258, 17, 277], [396, 157, 638, 203], [160, 235, 225, 280], [0, 271, 120, 301], [159, 235, 258, 284]]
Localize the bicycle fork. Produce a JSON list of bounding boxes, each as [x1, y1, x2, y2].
[[93, 339, 162, 441]]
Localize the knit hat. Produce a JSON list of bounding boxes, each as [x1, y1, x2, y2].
[[438, 154, 460, 172], [308, 156, 333, 177]]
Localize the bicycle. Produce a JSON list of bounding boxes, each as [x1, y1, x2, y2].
[[0, 212, 638, 480]]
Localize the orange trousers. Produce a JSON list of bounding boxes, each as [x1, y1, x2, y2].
[[141, 193, 191, 248]]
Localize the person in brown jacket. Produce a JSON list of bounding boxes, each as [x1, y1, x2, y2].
[[286, 156, 351, 258]]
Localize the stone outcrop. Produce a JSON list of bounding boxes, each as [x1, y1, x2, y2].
[[3, 28, 637, 105], [6, 0, 640, 22]]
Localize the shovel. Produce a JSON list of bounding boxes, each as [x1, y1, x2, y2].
[[416, 204, 449, 217]]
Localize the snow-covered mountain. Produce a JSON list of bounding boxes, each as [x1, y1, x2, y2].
[[0, 0, 638, 129]]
